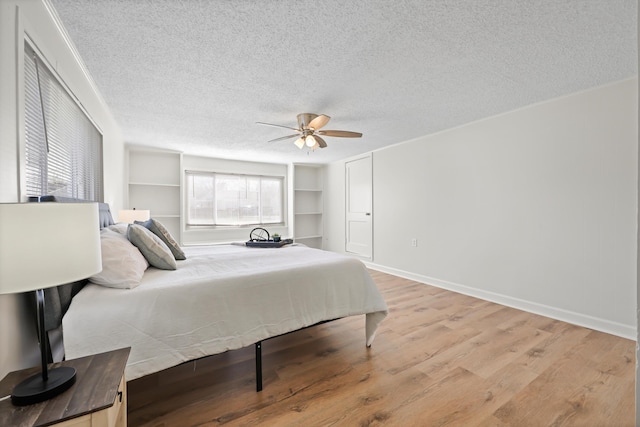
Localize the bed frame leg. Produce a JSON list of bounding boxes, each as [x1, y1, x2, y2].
[[255, 341, 263, 392]]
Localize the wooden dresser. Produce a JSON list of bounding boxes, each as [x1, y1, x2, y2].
[[0, 347, 130, 427]]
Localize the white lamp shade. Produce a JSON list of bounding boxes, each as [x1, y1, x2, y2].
[[0, 203, 102, 294], [118, 209, 150, 224]]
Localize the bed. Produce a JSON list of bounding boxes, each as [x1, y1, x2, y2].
[[40, 198, 388, 390]]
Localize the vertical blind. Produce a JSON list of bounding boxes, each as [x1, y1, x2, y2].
[[24, 42, 103, 201]]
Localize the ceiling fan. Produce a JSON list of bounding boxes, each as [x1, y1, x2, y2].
[[257, 113, 362, 150]]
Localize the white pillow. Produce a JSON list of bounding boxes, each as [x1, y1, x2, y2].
[[89, 228, 149, 289], [107, 223, 129, 235]]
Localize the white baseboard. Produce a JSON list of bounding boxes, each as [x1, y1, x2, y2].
[[365, 262, 636, 340]]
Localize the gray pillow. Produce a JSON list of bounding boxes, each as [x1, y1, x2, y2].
[[135, 218, 186, 260], [127, 224, 177, 270]]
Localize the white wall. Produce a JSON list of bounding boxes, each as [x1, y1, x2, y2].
[[325, 78, 638, 339], [0, 0, 124, 379]]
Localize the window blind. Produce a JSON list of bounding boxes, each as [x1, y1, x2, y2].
[[24, 42, 103, 201], [185, 171, 284, 226]]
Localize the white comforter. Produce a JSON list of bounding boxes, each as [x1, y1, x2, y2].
[[63, 244, 388, 380]]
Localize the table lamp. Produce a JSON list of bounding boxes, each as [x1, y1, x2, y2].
[[0, 202, 102, 406], [118, 208, 150, 224]]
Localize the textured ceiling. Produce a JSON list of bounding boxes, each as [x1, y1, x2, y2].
[[50, 0, 637, 164]]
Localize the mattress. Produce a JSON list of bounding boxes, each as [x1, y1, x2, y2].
[[62, 244, 388, 380]]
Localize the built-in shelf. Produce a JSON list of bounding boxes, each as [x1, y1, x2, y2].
[[293, 165, 323, 249], [126, 147, 182, 242]]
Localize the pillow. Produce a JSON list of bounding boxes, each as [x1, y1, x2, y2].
[[135, 218, 186, 260], [89, 228, 149, 289], [127, 223, 177, 270], [107, 223, 129, 235]]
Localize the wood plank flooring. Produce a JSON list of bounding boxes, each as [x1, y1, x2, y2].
[[127, 270, 635, 426]]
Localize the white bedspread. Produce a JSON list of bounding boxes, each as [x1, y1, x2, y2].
[[63, 244, 388, 380]]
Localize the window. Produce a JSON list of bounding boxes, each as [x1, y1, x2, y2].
[[186, 171, 284, 226], [24, 42, 103, 201]]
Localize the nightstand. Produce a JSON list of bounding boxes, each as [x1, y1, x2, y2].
[[0, 347, 130, 427]]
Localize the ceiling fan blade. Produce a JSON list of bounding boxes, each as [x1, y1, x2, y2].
[[256, 122, 300, 132], [294, 137, 305, 149], [317, 130, 362, 138], [314, 135, 328, 148], [268, 134, 300, 143], [308, 114, 330, 130]]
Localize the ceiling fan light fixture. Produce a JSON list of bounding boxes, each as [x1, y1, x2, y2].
[[305, 135, 316, 147], [258, 113, 362, 151]]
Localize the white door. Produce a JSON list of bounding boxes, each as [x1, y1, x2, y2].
[[345, 155, 372, 258]]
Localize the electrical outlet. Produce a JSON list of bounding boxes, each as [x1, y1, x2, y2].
[[411, 238, 417, 247]]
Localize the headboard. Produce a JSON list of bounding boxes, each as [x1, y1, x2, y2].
[[29, 195, 114, 230], [28, 196, 114, 332]]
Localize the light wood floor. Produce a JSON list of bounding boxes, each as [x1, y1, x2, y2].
[[127, 270, 635, 426]]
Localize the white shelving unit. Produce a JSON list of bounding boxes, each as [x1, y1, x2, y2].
[[126, 147, 182, 242], [293, 164, 323, 249]]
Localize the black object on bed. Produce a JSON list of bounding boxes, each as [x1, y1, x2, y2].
[[245, 238, 293, 248]]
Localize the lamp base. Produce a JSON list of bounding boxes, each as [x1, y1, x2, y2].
[[11, 366, 76, 406]]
